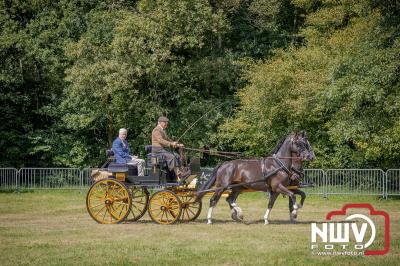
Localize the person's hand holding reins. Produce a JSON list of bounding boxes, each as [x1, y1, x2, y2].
[[172, 142, 184, 148]]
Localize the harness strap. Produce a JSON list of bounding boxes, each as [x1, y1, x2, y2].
[[291, 166, 304, 178], [197, 158, 303, 194], [261, 158, 267, 179], [272, 154, 291, 175]]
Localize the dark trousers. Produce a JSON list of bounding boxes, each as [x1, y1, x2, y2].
[[152, 147, 180, 171]]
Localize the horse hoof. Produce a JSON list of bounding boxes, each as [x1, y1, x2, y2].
[[231, 211, 237, 221], [297, 203, 303, 209], [207, 220, 212, 225], [264, 220, 269, 225], [289, 211, 297, 220], [236, 207, 244, 220], [231, 207, 244, 222], [290, 219, 297, 224], [231, 211, 244, 222]]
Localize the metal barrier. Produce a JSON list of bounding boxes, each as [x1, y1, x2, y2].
[[386, 169, 400, 198], [18, 168, 81, 189], [1, 167, 399, 198], [0, 168, 18, 189], [325, 169, 385, 197], [81, 168, 95, 188], [303, 169, 326, 196]]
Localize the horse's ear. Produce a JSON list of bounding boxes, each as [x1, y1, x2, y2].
[[299, 130, 305, 137]]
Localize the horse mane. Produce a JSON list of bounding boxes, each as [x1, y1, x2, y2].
[[269, 136, 288, 155]]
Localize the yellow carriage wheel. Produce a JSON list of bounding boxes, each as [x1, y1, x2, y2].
[[179, 193, 202, 222], [86, 178, 132, 224], [148, 190, 182, 225], [126, 187, 149, 222]]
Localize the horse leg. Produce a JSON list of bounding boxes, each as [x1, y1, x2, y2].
[[298, 189, 306, 208], [289, 189, 306, 223], [288, 193, 296, 223], [276, 183, 299, 219], [226, 190, 243, 222], [264, 191, 279, 225], [207, 188, 224, 225]]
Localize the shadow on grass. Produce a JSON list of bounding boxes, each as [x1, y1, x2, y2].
[[123, 220, 156, 224], [0, 189, 34, 194], [193, 218, 322, 225], [246, 219, 321, 225], [122, 218, 323, 225]]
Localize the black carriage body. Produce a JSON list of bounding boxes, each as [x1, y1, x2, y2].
[[103, 148, 201, 187], [86, 147, 203, 225]]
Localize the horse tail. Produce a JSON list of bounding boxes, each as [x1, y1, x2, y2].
[[195, 163, 223, 202]]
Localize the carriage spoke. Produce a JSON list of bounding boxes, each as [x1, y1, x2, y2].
[[87, 179, 131, 224]]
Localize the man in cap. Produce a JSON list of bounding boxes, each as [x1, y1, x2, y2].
[[151, 116, 188, 179], [112, 128, 145, 176]]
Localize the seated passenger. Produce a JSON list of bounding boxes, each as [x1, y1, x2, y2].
[[112, 128, 145, 176]]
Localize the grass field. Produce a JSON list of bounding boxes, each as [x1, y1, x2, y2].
[[0, 190, 399, 266]]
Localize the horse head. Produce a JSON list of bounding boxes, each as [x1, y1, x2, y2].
[[290, 131, 316, 161]]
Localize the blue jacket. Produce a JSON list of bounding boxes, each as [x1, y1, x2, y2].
[[112, 137, 131, 163]]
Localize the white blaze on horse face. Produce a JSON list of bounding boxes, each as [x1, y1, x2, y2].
[[207, 207, 214, 224]]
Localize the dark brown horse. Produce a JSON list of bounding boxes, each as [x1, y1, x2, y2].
[[195, 131, 315, 224], [286, 161, 307, 223]]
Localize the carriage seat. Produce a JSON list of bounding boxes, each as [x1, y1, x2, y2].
[[106, 150, 138, 176], [106, 149, 115, 158], [144, 145, 167, 168], [108, 162, 138, 176], [100, 149, 116, 168], [108, 162, 128, 173]]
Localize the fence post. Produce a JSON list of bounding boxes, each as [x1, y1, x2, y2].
[[16, 169, 20, 193], [323, 169, 327, 199], [79, 169, 82, 194], [384, 170, 388, 200]]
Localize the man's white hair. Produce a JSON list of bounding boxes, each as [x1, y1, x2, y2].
[[119, 128, 128, 134]]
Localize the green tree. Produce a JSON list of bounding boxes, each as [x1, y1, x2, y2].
[[218, 0, 400, 168], [60, 0, 236, 167]]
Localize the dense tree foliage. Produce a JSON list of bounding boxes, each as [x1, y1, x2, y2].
[[1, 0, 398, 168], [218, 0, 400, 168]]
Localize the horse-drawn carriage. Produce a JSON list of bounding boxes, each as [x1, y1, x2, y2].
[[86, 146, 204, 224], [86, 132, 315, 225]]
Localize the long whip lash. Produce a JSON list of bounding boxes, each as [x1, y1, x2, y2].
[[176, 102, 226, 142]]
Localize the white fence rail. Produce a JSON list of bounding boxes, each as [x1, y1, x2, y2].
[[303, 169, 325, 196], [325, 169, 385, 197], [0, 168, 399, 198], [18, 168, 81, 189], [386, 169, 400, 197], [0, 168, 18, 189]]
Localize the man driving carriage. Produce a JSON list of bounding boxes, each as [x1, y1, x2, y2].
[[151, 116, 189, 179]]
